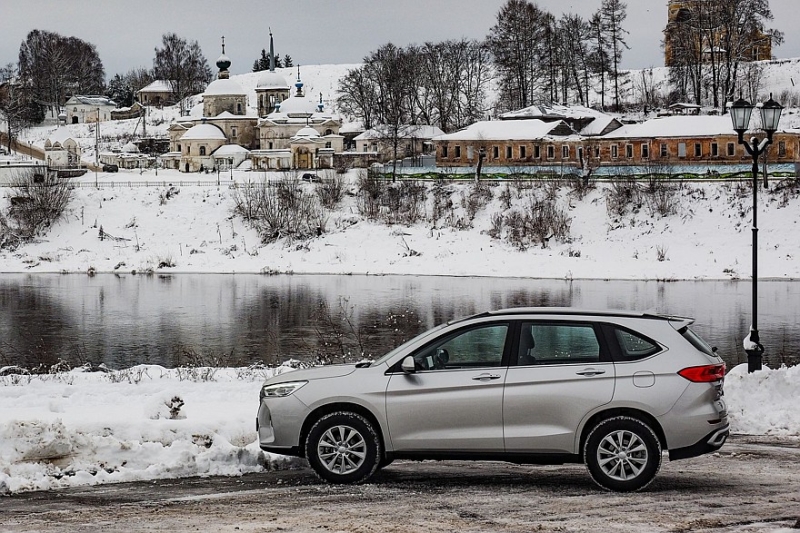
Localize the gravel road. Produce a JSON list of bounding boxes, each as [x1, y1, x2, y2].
[[1, 436, 799, 533]]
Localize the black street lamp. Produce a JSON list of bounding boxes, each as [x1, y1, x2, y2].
[[727, 94, 783, 373]]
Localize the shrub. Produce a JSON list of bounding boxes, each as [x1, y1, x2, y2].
[[232, 179, 324, 243], [1, 169, 72, 250]]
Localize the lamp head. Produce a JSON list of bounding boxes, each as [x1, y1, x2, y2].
[[728, 97, 754, 134], [758, 93, 783, 134]]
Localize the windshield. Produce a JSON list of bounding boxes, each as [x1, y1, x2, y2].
[[371, 322, 450, 366]]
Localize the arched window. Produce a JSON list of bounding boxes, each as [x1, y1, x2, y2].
[[199, 146, 206, 156], [325, 129, 333, 136]]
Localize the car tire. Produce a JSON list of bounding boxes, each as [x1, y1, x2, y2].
[[584, 416, 662, 492], [305, 411, 381, 484]]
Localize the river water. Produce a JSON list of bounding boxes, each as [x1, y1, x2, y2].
[[1, 274, 798, 370]]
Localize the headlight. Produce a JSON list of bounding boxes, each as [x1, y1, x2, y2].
[[260, 381, 307, 400]]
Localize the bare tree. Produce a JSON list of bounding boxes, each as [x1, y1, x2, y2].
[[601, 0, 629, 111], [17, 30, 105, 118], [153, 33, 212, 115], [487, 0, 550, 112]]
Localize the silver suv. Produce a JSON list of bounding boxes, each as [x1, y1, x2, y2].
[[257, 309, 728, 491]]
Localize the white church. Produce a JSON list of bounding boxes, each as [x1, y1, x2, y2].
[[162, 34, 343, 173]]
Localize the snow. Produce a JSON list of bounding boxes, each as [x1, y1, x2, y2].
[[0, 361, 796, 494], [180, 123, 227, 140], [204, 78, 246, 97], [434, 119, 566, 141], [3, 170, 799, 281]]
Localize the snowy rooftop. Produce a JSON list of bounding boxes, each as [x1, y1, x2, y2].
[[204, 78, 246, 97], [603, 115, 745, 139], [355, 125, 445, 141], [67, 95, 117, 107], [433, 119, 565, 141], [137, 80, 174, 93], [180, 123, 227, 141], [213, 144, 250, 156]]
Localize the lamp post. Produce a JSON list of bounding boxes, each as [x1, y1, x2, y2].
[[727, 94, 783, 373]]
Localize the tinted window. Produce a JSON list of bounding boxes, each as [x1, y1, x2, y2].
[[412, 324, 508, 370], [517, 323, 600, 366], [613, 327, 661, 360], [680, 326, 715, 357]]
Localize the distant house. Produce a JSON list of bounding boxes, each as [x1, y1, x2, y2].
[[353, 125, 444, 161], [111, 101, 145, 121], [44, 128, 82, 168], [65, 95, 117, 124], [136, 80, 175, 107]]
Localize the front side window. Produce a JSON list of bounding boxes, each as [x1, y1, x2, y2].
[[694, 143, 702, 157], [520, 145, 527, 158], [517, 323, 601, 366], [611, 145, 619, 159], [442, 146, 448, 158], [727, 142, 736, 156], [562, 145, 570, 159], [678, 143, 687, 158], [778, 141, 786, 157], [534, 145, 541, 159], [412, 324, 509, 370], [455, 146, 461, 158], [625, 144, 633, 158], [641, 144, 649, 159], [493, 146, 499, 159], [547, 145, 555, 159], [506, 146, 513, 159], [660, 143, 668, 158]]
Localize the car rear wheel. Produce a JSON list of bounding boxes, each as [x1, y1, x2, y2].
[[584, 416, 662, 492], [305, 411, 381, 484]]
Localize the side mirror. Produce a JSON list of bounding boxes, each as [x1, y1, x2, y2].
[[401, 356, 416, 374]]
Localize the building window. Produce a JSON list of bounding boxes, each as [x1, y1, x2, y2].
[[625, 144, 633, 158], [711, 143, 718, 157], [594, 146, 600, 158], [237, 103, 242, 114], [547, 145, 555, 159], [467, 146, 474, 159], [231, 127, 237, 138], [187, 146, 191, 154], [534, 145, 541, 159], [577, 147, 584, 162], [325, 129, 333, 136], [611, 145, 618, 159], [694, 143, 702, 157], [506, 146, 512, 159], [199, 146, 206, 156], [177, 144, 181, 152], [727, 143, 736, 156], [678, 143, 686, 158], [269, 142, 273, 149], [520, 146, 527, 158], [493, 146, 499, 159], [455, 145, 461, 159], [562, 145, 569, 159], [641, 144, 649, 159], [442, 146, 448, 158], [778, 141, 786, 157], [660, 143, 668, 158], [326, 142, 332, 148]]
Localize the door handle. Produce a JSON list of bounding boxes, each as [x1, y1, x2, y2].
[[576, 369, 606, 377], [472, 373, 502, 381]]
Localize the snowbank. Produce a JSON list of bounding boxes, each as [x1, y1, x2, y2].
[[0, 362, 797, 494]]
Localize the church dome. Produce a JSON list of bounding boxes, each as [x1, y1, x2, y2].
[[205, 78, 246, 96], [257, 71, 290, 90], [121, 141, 140, 153], [216, 53, 231, 72], [181, 123, 227, 141], [278, 95, 317, 117], [294, 126, 320, 139]]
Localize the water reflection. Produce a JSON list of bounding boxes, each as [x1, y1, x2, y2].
[[0, 274, 798, 370]]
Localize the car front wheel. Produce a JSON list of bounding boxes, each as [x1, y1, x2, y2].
[[305, 411, 381, 484], [584, 416, 662, 492]]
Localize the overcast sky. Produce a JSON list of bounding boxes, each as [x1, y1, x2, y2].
[[2, 0, 799, 78]]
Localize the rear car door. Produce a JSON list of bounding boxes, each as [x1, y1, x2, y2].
[[385, 321, 510, 452], [503, 320, 615, 454]]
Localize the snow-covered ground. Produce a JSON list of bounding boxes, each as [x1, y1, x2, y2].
[[0, 362, 796, 494], [1, 169, 799, 281]]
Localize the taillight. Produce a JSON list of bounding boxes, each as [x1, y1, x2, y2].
[[678, 363, 726, 383]]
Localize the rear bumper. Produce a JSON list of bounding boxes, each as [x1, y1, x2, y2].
[[669, 425, 730, 460]]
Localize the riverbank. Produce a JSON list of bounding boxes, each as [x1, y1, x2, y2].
[[2, 171, 800, 280]]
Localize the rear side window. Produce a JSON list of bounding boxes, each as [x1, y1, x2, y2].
[[517, 322, 601, 366], [612, 327, 661, 360], [680, 327, 716, 357]]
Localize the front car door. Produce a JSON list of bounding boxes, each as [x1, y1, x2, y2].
[[503, 319, 615, 454], [385, 321, 510, 452]]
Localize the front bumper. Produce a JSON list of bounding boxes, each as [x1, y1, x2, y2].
[[256, 395, 308, 456]]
